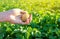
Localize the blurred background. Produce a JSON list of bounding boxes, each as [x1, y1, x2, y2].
[[0, 0, 60, 39]]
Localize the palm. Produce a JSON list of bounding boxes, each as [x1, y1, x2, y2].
[[8, 9, 32, 24]]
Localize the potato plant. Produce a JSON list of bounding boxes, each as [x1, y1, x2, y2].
[[0, 0, 60, 39]]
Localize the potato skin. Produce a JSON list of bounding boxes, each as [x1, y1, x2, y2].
[[21, 13, 29, 22]]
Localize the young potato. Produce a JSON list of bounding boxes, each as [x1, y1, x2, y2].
[[21, 11, 29, 22]]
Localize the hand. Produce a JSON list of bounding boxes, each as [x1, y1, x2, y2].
[[5, 8, 32, 24], [7, 9, 32, 24]]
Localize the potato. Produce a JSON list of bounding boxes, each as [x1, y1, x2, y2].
[[21, 13, 29, 22]]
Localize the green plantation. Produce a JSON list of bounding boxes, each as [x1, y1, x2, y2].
[[0, 0, 60, 39]]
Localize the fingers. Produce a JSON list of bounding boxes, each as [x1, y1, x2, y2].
[[29, 14, 32, 22], [23, 14, 32, 24], [20, 11, 26, 14], [16, 19, 29, 24], [10, 14, 32, 25], [25, 18, 30, 24], [20, 11, 27, 14]]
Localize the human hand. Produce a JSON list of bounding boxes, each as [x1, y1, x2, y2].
[[1, 8, 32, 24]]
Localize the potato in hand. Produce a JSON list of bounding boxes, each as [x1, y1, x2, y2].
[[21, 12, 29, 22]]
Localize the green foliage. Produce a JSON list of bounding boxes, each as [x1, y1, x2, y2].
[[0, 0, 60, 39]]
